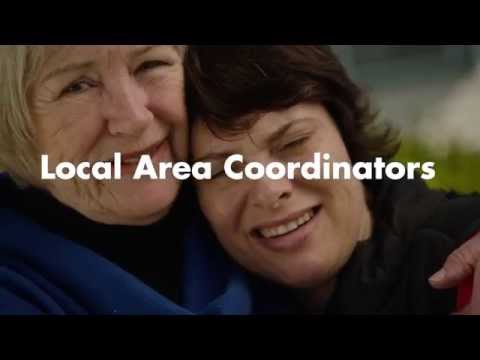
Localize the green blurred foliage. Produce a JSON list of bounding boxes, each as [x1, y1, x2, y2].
[[395, 139, 480, 194]]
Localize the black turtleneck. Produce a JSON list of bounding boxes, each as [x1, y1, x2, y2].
[[5, 178, 193, 304]]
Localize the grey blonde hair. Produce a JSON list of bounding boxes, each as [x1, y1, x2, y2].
[[0, 46, 46, 186]]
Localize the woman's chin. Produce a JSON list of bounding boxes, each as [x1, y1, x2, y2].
[[103, 178, 181, 225], [269, 260, 336, 290]]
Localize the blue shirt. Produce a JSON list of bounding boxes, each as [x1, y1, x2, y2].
[[0, 174, 292, 315]]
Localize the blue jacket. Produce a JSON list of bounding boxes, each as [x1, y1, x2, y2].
[[0, 176, 289, 315]]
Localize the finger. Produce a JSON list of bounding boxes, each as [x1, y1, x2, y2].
[[429, 251, 474, 289], [430, 232, 480, 289], [466, 262, 480, 313]]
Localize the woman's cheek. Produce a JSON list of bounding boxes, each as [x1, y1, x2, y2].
[[198, 184, 228, 225], [199, 183, 243, 233], [147, 72, 185, 113]]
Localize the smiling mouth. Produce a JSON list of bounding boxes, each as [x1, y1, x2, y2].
[[253, 206, 322, 240], [121, 142, 163, 166], [105, 140, 166, 166]]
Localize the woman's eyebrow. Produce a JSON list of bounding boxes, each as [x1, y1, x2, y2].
[[266, 122, 295, 147], [129, 45, 156, 60], [130, 45, 181, 59], [267, 117, 316, 145], [195, 119, 313, 162]]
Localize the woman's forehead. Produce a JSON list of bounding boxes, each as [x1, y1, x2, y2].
[[37, 45, 182, 85], [43, 45, 180, 67], [195, 104, 328, 141], [192, 104, 325, 157]]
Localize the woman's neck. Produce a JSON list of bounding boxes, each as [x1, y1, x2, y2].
[[6, 178, 190, 303], [297, 209, 374, 313], [296, 278, 337, 314]]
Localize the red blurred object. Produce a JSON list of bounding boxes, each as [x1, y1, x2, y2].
[[457, 275, 474, 311]]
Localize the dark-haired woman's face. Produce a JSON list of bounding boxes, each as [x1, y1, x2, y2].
[[192, 103, 373, 293]]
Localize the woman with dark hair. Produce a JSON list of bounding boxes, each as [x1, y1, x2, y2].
[[185, 45, 480, 314]]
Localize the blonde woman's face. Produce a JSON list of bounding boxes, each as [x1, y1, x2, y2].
[[31, 45, 188, 225]]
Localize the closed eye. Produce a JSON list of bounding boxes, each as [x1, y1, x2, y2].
[[281, 136, 309, 151], [210, 159, 243, 180], [135, 60, 171, 74]]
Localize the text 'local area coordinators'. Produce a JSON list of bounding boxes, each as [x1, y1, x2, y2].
[[41, 153, 436, 181]]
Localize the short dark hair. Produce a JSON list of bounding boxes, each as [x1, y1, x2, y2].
[[185, 45, 400, 163]]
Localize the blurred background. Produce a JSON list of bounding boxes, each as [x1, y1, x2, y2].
[[332, 45, 480, 194]]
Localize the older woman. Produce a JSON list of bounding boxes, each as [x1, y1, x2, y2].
[[0, 45, 268, 315], [185, 45, 480, 314]]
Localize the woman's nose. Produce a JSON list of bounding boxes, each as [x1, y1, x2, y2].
[[250, 177, 293, 210], [102, 74, 154, 137]]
